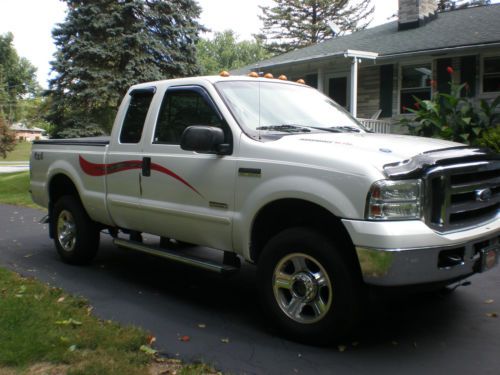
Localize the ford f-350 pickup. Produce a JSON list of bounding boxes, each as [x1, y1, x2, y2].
[[30, 75, 500, 343]]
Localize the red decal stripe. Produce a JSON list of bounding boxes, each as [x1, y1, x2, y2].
[[79, 156, 202, 196]]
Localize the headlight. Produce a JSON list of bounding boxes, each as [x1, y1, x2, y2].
[[366, 179, 422, 220]]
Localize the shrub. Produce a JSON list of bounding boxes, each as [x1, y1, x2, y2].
[[400, 67, 500, 150]]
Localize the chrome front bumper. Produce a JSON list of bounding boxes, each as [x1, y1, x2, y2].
[[355, 234, 499, 286]]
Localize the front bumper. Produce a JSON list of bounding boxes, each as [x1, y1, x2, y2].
[[342, 219, 500, 286]]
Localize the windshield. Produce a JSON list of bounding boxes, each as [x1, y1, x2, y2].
[[215, 81, 365, 136]]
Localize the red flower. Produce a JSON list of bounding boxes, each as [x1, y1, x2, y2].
[[446, 66, 454, 74], [402, 106, 408, 112], [414, 102, 420, 109]]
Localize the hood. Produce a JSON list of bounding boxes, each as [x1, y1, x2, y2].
[[273, 132, 462, 173]]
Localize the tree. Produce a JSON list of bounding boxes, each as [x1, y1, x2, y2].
[[48, 0, 204, 137], [0, 32, 38, 124], [0, 112, 15, 158], [257, 0, 374, 54], [197, 30, 272, 75], [438, 0, 491, 11]]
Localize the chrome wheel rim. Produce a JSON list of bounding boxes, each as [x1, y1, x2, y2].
[[273, 253, 332, 324], [57, 210, 76, 252]]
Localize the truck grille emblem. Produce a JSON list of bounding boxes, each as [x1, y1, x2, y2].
[[475, 188, 492, 202]]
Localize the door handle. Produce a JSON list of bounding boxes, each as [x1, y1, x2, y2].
[[142, 157, 151, 177]]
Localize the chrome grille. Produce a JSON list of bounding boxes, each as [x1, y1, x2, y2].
[[425, 160, 500, 232]]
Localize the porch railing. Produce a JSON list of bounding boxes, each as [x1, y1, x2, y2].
[[358, 118, 392, 134]]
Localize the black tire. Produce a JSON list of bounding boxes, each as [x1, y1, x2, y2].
[[257, 227, 362, 344], [52, 195, 100, 265]]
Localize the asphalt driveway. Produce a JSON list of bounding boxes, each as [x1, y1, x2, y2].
[[1, 204, 499, 374]]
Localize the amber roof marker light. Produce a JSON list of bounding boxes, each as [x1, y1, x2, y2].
[[219, 70, 230, 77], [278, 75, 288, 81], [248, 72, 259, 78], [296, 79, 305, 84], [264, 73, 274, 79]]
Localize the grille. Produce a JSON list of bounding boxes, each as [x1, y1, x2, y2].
[[425, 160, 500, 232]]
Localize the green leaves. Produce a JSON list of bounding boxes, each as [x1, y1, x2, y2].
[[400, 78, 500, 150], [257, 0, 375, 54], [48, 0, 204, 138]]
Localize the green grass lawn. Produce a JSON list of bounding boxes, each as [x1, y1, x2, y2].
[[2, 141, 32, 162], [0, 172, 40, 209], [0, 173, 217, 374]]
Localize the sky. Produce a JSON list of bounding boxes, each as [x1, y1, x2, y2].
[[0, 0, 399, 88]]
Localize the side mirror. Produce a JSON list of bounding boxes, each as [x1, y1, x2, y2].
[[180, 126, 230, 155]]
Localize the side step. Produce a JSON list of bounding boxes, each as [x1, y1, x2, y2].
[[113, 238, 239, 275]]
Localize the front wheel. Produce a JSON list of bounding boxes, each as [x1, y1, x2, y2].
[[53, 195, 100, 264], [257, 227, 362, 344]]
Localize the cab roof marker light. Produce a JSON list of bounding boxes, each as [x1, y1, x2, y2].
[[264, 73, 274, 79], [219, 71, 230, 77], [278, 75, 288, 81], [296, 79, 305, 84], [248, 72, 259, 78]]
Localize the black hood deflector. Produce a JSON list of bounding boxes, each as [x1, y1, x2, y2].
[[384, 146, 500, 179]]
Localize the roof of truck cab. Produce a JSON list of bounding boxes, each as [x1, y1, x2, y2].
[[128, 75, 307, 91]]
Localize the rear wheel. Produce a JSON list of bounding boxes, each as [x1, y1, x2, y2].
[[258, 227, 361, 344], [53, 195, 100, 264]]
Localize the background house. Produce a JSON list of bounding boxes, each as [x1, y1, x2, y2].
[[10, 123, 47, 141], [235, 0, 500, 133]]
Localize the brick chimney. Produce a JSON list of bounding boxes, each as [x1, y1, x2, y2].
[[398, 0, 438, 30]]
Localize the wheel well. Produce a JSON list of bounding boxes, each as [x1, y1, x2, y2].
[[48, 174, 80, 238], [250, 199, 360, 273]]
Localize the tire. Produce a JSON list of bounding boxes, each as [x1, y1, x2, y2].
[[52, 195, 100, 265], [257, 227, 362, 344]]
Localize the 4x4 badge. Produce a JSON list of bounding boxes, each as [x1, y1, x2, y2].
[[475, 188, 492, 202]]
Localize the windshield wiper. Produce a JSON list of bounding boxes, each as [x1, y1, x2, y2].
[[256, 124, 362, 134], [315, 126, 361, 133], [256, 124, 311, 133]]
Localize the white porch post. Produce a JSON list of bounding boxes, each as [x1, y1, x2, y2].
[[317, 67, 325, 94], [350, 57, 358, 118], [343, 50, 378, 118]]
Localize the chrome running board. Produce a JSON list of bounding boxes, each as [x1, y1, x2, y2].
[[113, 238, 239, 274]]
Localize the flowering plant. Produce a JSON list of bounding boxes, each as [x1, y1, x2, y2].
[[400, 67, 500, 150]]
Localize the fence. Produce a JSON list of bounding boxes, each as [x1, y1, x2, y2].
[[358, 118, 392, 134]]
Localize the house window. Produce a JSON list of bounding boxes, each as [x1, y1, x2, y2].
[[400, 63, 431, 113], [483, 56, 500, 93]]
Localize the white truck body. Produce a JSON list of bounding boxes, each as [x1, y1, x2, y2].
[[30, 76, 500, 342]]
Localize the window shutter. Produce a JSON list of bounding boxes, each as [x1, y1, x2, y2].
[[379, 65, 393, 118], [460, 55, 476, 97], [436, 58, 452, 94]]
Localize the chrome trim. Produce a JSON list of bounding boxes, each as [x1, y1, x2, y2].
[[423, 160, 500, 233], [114, 238, 239, 274], [356, 233, 499, 286]]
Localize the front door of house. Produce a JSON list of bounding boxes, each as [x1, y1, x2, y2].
[[328, 76, 348, 108]]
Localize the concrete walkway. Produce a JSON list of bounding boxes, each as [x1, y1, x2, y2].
[[0, 161, 29, 173]]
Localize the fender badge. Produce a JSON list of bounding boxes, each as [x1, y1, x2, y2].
[[475, 188, 492, 202]]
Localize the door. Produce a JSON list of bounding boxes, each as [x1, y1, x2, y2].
[[105, 87, 155, 230], [138, 85, 237, 250], [328, 76, 348, 108]]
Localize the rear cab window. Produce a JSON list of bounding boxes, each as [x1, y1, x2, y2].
[[119, 88, 156, 144]]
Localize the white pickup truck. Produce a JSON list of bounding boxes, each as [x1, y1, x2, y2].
[[30, 75, 499, 343]]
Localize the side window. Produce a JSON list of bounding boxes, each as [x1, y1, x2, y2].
[[119, 91, 154, 144], [154, 89, 223, 144]]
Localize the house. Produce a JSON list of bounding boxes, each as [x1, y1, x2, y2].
[[10, 123, 47, 141], [234, 0, 500, 133]]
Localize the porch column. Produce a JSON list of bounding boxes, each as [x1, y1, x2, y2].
[[350, 57, 358, 118], [317, 67, 325, 94]]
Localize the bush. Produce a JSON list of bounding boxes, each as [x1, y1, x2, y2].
[[400, 67, 500, 150], [476, 126, 500, 152]]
